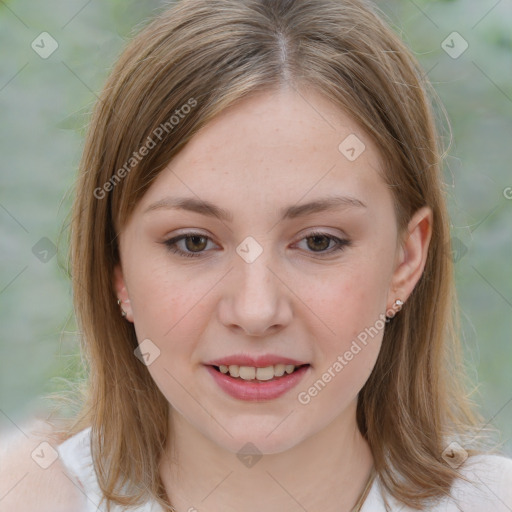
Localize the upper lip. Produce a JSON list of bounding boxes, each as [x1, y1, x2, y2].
[[205, 354, 309, 367]]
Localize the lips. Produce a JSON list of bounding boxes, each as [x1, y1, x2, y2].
[[204, 354, 311, 401], [206, 365, 309, 401], [205, 354, 308, 367]]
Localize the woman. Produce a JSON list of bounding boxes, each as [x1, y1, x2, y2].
[[2, 0, 511, 510]]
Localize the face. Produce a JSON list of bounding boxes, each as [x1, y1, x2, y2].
[[114, 88, 427, 454]]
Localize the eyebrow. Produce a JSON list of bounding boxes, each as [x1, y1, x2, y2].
[[143, 195, 367, 222]]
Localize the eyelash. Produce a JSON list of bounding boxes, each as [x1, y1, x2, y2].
[[162, 231, 351, 258]]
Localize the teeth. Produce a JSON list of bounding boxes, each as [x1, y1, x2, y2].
[[217, 364, 303, 380], [255, 366, 274, 381], [274, 364, 285, 377], [239, 366, 256, 380]]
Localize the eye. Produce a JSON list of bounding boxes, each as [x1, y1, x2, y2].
[[295, 231, 351, 255], [162, 230, 351, 259], [163, 232, 218, 258]]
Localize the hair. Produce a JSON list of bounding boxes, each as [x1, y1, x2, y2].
[[44, 0, 486, 509]]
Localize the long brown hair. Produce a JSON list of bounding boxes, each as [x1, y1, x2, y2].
[[48, 0, 483, 509]]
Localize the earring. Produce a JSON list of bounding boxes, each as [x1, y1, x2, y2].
[[117, 298, 127, 318], [385, 298, 404, 320]]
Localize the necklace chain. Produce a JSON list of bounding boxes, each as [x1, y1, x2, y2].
[[351, 467, 376, 512]]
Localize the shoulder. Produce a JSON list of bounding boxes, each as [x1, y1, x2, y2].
[[0, 418, 85, 512], [448, 453, 512, 511], [364, 454, 512, 512]]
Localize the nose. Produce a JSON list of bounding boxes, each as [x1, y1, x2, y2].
[[217, 249, 293, 337]]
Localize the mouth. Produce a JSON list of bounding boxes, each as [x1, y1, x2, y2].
[[210, 363, 310, 382], [205, 362, 311, 401]]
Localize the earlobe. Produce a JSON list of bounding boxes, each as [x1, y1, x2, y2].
[[388, 206, 433, 308], [113, 264, 134, 322]]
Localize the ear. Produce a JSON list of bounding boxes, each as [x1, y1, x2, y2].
[[113, 264, 134, 323], [387, 206, 433, 309]]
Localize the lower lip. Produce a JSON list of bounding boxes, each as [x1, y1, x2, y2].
[[205, 365, 310, 401]]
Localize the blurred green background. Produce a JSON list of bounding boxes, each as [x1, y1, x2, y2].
[[1, 0, 511, 454]]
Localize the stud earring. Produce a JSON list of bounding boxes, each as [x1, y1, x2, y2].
[[385, 298, 404, 320], [117, 298, 128, 318]]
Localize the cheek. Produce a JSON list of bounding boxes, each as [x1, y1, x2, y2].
[[314, 258, 391, 345], [125, 258, 218, 406], [127, 254, 213, 342], [127, 266, 211, 414], [298, 254, 392, 400], [296, 303, 386, 417]]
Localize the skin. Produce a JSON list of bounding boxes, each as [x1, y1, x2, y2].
[[114, 87, 432, 512]]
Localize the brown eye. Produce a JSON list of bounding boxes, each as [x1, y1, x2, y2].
[[306, 234, 331, 252], [295, 231, 351, 256], [184, 235, 208, 252], [163, 232, 217, 258]]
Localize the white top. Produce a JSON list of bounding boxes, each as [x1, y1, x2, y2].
[[57, 427, 512, 511]]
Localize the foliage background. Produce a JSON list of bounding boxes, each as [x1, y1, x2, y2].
[[1, 0, 511, 455]]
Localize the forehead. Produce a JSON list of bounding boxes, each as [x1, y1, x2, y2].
[[136, 88, 390, 219]]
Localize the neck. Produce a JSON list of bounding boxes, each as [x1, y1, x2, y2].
[[159, 400, 374, 512]]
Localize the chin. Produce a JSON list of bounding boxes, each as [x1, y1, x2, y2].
[[202, 415, 311, 455]]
